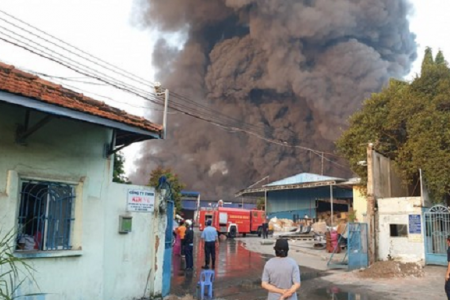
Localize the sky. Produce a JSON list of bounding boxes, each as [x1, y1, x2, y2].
[[0, 0, 449, 175]]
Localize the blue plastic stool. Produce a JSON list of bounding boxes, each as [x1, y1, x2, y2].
[[197, 270, 215, 299]]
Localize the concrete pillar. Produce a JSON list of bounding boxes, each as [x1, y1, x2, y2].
[[366, 143, 376, 264]]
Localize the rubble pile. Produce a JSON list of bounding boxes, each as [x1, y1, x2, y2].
[[357, 261, 424, 278]]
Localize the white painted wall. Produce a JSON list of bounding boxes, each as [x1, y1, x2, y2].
[[0, 102, 164, 300], [103, 183, 166, 300], [377, 197, 424, 263]]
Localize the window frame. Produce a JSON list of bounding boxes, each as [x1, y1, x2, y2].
[[389, 223, 408, 238], [15, 178, 78, 255]]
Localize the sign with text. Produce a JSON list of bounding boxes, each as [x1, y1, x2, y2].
[[127, 189, 155, 212], [408, 214, 422, 242]]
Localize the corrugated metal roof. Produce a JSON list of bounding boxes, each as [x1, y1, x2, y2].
[[264, 172, 345, 187], [337, 177, 361, 186], [181, 190, 200, 197]]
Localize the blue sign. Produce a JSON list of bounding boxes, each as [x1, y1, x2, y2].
[[408, 214, 422, 234]]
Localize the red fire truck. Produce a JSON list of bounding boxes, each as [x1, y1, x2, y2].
[[198, 207, 266, 237]]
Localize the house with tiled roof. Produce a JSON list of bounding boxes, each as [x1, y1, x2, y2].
[[0, 62, 171, 299]]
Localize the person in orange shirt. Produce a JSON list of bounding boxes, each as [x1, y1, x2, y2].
[[176, 220, 187, 257]]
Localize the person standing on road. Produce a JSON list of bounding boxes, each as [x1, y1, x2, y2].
[[184, 220, 194, 271], [262, 218, 269, 239], [201, 219, 218, 269], [262, 239, 301, 300], [445, 235, 450, 299], [176, 220, 187, 257]]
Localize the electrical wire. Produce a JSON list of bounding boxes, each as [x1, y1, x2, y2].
[[0, 33, 348, 170], [0, 12, 271, 134], [0, 24, 161, 102], [0, 13, 349, 171], [29, 71, 173, 113], [0, 9, 160, 88]]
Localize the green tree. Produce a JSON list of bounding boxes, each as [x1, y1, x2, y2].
[[337, 48, 450, 203], [421, 47, 434, 75], [256, 197, 265, 210], [435, 50, 446, 65], [113, 152, 131, 184], [148, 167, 186, 212]]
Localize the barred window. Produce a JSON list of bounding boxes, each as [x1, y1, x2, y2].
[[17, 181, 75, 251]]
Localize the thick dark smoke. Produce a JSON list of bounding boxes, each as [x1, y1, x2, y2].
[[130, 0, 417, 199]]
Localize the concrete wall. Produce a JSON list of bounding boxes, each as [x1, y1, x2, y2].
[[377, 197, 424, 263], [103, 183, 166, 300], [371, 150, 408, 198], [0, 103, 164, 299]]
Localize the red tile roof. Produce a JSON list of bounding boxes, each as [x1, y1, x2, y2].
[[0, 62, 162, 135]]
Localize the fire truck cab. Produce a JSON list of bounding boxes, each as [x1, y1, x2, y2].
[[198, 207, 265, 238]]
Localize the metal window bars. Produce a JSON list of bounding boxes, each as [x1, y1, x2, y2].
[[17, 181, 75, 251]]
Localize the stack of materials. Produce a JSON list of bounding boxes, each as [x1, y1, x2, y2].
[[317, 211, 351, 226], [311, 221, 327, 235], [269, 217, 297, 232]]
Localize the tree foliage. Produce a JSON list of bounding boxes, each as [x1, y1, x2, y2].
[[113, 152, 131, 184], [148, 167, 186, 212], [435, 50, 446, 65], [337, 48, 450, 203], [256, 197, 265, 210]]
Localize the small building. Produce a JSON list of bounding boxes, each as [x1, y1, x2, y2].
[[0, 62, 170, 299], [377, 197, 424, 263], [366, 147, 427, 264], [236, 172, 353, 221]]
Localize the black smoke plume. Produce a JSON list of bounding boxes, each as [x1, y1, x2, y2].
[[130, 0, 417, 199]]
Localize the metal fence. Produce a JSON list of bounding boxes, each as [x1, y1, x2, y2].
[[328, 222, 368, 270], [347, 223, 368, 270]]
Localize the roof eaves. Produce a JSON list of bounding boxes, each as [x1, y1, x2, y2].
[[0, 62, 162, 136], [235, 179, 342, 197]]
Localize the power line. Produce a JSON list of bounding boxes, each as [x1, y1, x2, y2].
[[0, 33, 348, 170], [27, 70, 174, 113], [0, 24, 161, 102], [0, 22, 263, 133], [0, 12, 271, 134], [0, 15, 349, 171], [0, 28, 266, 138], [0, 9, 159, 88]]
